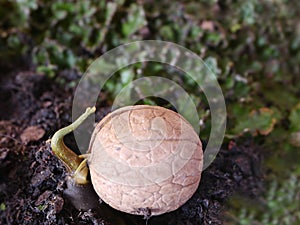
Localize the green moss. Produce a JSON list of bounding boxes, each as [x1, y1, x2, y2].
[[226, 172, 300, 225]]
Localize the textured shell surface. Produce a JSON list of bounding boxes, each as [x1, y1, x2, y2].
[[88, 105, 203, 215]]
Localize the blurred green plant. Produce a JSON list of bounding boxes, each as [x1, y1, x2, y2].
[[226, 172, 300, 225], [233, 108, 280, 136]]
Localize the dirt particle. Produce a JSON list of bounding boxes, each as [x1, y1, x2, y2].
[[35, 190, 53, 206], [20, 126, 45, 144]]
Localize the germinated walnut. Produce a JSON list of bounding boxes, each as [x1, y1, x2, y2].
[[88, 105, 203, 215]]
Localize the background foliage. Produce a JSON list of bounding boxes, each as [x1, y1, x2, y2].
[[1, 0, 299, 224]]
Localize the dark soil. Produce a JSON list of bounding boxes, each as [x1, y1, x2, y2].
[[0, 70, 263, 225]]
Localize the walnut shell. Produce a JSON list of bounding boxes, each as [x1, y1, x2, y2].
[[88, 105, 203, 215]]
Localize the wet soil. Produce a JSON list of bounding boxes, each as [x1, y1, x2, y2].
[[0, 71, 263, 225]]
